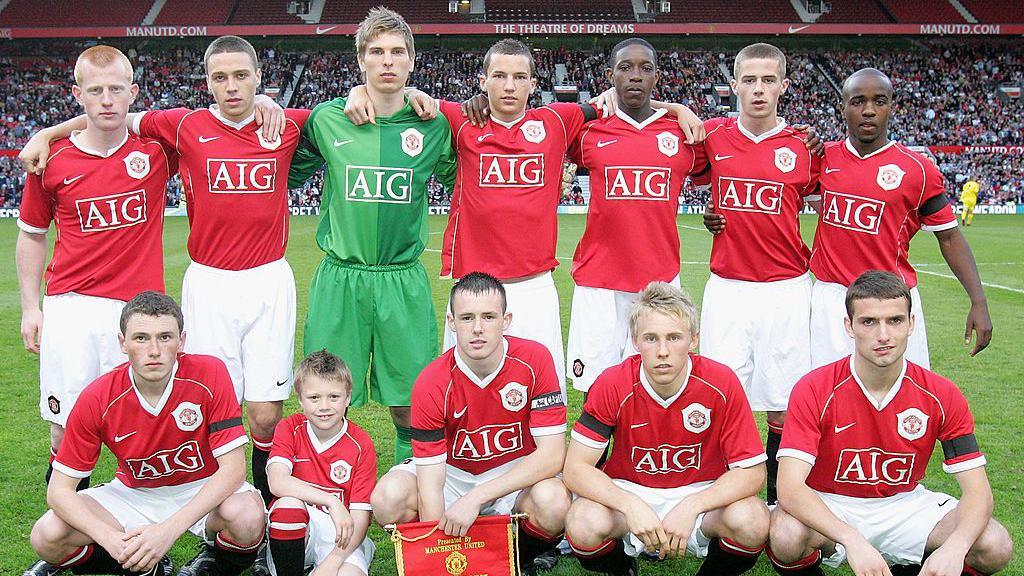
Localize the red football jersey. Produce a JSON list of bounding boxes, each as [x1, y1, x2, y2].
[[809, 140, 957, 288], [779, 356, 985, 498], [268, 413, 376, 512], [568, 109, 706, 292], [134, 106, 310, 270], [411, 336, 567, 476], [572, 354, 766, 489], [439, 100, 596, 280], [17, 131, 174, 301], [53, 354, 248, 489], [702, 117, 819, 282]]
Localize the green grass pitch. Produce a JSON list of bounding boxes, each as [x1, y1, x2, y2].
[[1, 214, 1021, 575]]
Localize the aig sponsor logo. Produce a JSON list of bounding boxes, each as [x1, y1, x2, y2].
[[822, 190, 885, 234], [632, 443, 701, 474], [345, 165, 414, 203], [834, 448, 915, 486], [479, 154, 544, 187], [75, 190, 147, 232], [604, 166, 672, 201], [717, 177, 784, 214], [207, 158, 277, 194], [126, 440, 205, 480], [451, 422, 523, 461]]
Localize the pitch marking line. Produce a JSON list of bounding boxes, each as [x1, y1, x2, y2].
[[913, 268, 1024, 295], [423, 248, 706, 265]]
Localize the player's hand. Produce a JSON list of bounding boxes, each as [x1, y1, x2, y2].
[[95, 530, 130, 566], [345, 85, 376, 125], [254, 94, 286, 141], [21, 307, 42, 354], [703, 202, 726, 235], [119, 523, 178, 572], [666, 103, 706, 144], [407, 88, 438, 120], [844, 537, 892, 576], [439, 493, 483, 537], [965, 300, 992, 356], [589, 87, 618, 118], [660, 500, 698, 558], [327, 499, 355, 549], [621, 495, 669, 557], [918, 542, 969, 576], [460, 94, 490, 127], [19, 129, 54, 175], [793, 124, 825, 156]]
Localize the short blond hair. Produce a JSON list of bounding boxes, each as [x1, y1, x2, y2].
[[294, 349, 353, 396], [629, 282, 699, 338], [733, 42, 786, 79], [74, 45, 133, 85], [355, 6, 415, 59]]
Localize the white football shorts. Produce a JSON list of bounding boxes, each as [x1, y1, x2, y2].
[[266, 500, 374, 576], [391, 459, 522, 516], [182, 258, 295, 404], [611, 479, 713, 558], [700, 273, 812, 412]]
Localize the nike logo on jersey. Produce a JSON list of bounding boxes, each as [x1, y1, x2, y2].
[[334, 139, 353, 147], [597, 139, 617, 148], [198, 136, 220, 143], [630, 422, 649, 429], [63, 175, 85, 185], [114, 431, 137, 443], [477, 133, 494, 142], [453, 406, 468, 419], [834, 422, 856, 433], [825, 168, 841, 174], [714, 154, 734, 161], [293, 457, 311, 463]]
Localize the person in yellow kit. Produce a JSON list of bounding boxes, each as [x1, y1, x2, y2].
[[960, 179, 980, 226]]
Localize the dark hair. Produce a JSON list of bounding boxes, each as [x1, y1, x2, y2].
[[119, 291, 184, 334], [450, 271, 507, 313], [294, 349, 352, 395], [482, 38, 535, 77], [608, 38, 657, 69], [845, 270, 912, 318], [204, 35, 259, 71]]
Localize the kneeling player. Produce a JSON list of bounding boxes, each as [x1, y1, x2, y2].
[[29, 292, 265, 575], [266, 350, 376, 576], [371, 272, 570, 572], [770, 271, 1012, 576], [564, 282, 769, 576]]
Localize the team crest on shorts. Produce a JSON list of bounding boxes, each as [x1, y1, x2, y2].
[[172, 402, 204, 432], [896, 407, 928, 441], [521, 120, 546, 143], [572, 359, 585, 378], [682, 403, 711, 434], [47, 395, 60, 415], [123, 151, 151, 180], [330, 460, 352, 484], [774, 147, 797, 173], [256, 129, 282, 151], [401, 128, 424, 157], [876, 164, 906, 191], [499, 381, 529, 412], [656, 131, 679, 157]]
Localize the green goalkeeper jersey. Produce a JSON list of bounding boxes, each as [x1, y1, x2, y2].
[[288, 97, 456, 266]]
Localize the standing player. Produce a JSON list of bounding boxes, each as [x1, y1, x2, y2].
[[697, 43, 820, 505], [266, 350, 376, 576], [16, 45, 175, 492], [564, 282, 769, 576], [370, 273, 570, 573], [769, 271, 1012, 576], [28, 292, 266, 576], [959, 179, 980, 226], [810, 68, 992, 369], [565, 38, 707, 395], [287, 7, 457, 465]]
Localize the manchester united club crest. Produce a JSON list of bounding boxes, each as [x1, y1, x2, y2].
[[330, 460, 352, 484], [123, 151, 151, 180], [896, 407, 928, 441], [172, 402, 204, 432], [256, 129, 282, 151], [682, 403, 711, 434], [876, 163, 906, 191], [400, 127, 424, 157], [656, 131, 679, 157], [774, 146, 797, 173], [521, 120, 546, 143], [499, 381, 528, 412], [445, 550, 468, 576]]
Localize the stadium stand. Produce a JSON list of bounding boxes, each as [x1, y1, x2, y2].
[[653, 0, 798, 23], [228, 0, 305, 25], [321, 1, 466, 23], [0, 0, 150, 26], [815, 1, 893, 23], [154, 0, 236, 25], [485, 0, 635, 22], [880, 0, 966, 23], [959, 0, 1024, 23]]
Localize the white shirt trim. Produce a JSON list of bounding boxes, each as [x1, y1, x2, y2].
[[844, 138, 897, 160], [266, 455, 293, 472], [850, 355, 907, 411], [17, 219, 49, 234], [943, 455, 987, 474], [129, 363, 178, 417], [209, 105, 255, 129], [777, 448, 816, 465], [614, 107, 667, 130], [212, 434, 249, 458], [69, 129, 129, 158], [413, 454, 447, 466], [454, 338, 509, 389], [306, 419, 348, 454], [530, 424, 567, 437], [729, 453, 768, 469], [922, 220, 959, 233], [129, 112, 145, 135], [52, 460, 92, 479], [639, 358, 692, 409], [736, 117, 788, 143], [490, 113, 526, 129], [571, 429, 609, 450], [350, 502, 373, 512]]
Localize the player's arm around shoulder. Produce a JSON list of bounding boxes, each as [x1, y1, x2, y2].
[[287, 100, 339, 187]]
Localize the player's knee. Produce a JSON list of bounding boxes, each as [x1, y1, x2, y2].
[[371, 473, 416, 525], [246, 404, 283, 439], [768, 508, 812, 562], [565, 499, 615, 548], [30, 511, 71, 560], [721, 497, 769, 547], [967, 519, 1013, 573], [219, 492, 266, 541], [388, 406, 411, 428], [270, 496, 306, 511], [49, 425, 66, 451], [522, 479, 570, 532]]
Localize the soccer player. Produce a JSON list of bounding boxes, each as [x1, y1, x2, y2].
[[564, 38, 707, 395], [960, 179, 980, 226], [287, 8, 456, 465], [266, 350, 376, 576], [16, 45, 175, 489], [769, 271, 1012, 576], [809, 68, 992, 369], [564, 282, 769, 576], [28, 292, 266, 576], [370, 272, 570, 573]]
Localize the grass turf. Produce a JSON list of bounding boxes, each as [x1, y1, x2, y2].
[[1, 214, 1021, 575]]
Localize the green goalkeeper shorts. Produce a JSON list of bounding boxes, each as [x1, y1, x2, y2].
[[304, 255, 437, 407]]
